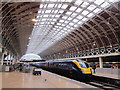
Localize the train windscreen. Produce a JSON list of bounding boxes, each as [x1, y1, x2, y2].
[[79, 62, 89, 68]]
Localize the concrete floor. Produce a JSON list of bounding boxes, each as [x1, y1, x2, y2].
[[1, 70, 96, 88], [0, 72, 2, 89], [93, 72, 120, 79]]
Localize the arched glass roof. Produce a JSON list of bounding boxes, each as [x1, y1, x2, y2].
[[1, 1, 119, 59], [26, 0, 119, 54]]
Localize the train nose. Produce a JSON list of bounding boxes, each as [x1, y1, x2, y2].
[[82, 68, 92, 74]]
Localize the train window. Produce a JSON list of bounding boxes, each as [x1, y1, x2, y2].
[[55, 63, 59, 67], [79, 62, 89, 68]]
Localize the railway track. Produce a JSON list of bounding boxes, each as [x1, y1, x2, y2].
[[83, 75, 120, 90]]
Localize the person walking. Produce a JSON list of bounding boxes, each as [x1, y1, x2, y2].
[[92, 64, 96, 74]]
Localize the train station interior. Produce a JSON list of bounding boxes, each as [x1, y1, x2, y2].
[[0, 0, 120, 89]]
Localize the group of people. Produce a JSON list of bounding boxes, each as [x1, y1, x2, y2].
[[111, 64, 118, 69], [11, 63, 23, 72], [8, 63, 30, 72]]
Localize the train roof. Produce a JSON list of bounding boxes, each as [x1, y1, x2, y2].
[[46, 59, 84, 63]]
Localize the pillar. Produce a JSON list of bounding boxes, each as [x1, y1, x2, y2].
[[9, 54, 12, 65], [6, 55, 9, 65], [12, 56, 15, 65], [99, 57, 103, 68], [1, 53, 4, 65], [11, 55, 13, 65], [86, 58, 87, 62]]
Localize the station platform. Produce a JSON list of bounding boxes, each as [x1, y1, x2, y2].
[[92, 68, 120, 80], [93, 72, 120, 80], [1, 69, 96, 88]]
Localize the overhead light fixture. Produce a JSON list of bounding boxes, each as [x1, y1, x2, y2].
[[32, 18, 37, 22], [93, 42, 96, 46], [29, 37, 31, 40]]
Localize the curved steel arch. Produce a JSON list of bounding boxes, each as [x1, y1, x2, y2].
[[1, 2, 40, 56]]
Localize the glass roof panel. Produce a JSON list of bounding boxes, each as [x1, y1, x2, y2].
[[66, 11, 72, 15], [70, 6, 77, 11], [76, 15, 83, 19], [75, 0, 83, 5], [61, 4, 68, 9], [88, 5, 96, 10], [87, 13, 94, 17], [48, 4, 55, 8], [93, 8, 101, 13], [40, 4, 44, 8], [69, 22, 74, 25], [94, 0, 104, 5], [62, 16, 68, 19], [45, 10, 51, 13], [76, 8, 82, 13], [44, 14, 49, 17], [71, 13, 77, 17], [59, 10, 64, 13], [73, 19, 79, 23], [81, 2, 89, 7], [26, 0, 113, 54], [101, 2, 110, 8], [77, 21, 82, 25], [59, 20, 64, 22], [57, 4, 62, 8], [68, 17, 72, 20], [82, 18, 87, 22]]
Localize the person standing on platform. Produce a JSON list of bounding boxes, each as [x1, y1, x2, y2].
[[115, 64, 118, 69], [19, 63, 23, 72], [92, 64, 96, 74], [111, 64, 115, 69]]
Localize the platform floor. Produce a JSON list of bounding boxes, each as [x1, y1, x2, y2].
[[1, 70, 96, 88], [93, 72, 120, 79]]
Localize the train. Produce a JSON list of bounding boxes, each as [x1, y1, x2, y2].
[[30, 59, 92, 80]]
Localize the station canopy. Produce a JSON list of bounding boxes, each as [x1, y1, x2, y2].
[[26, 0, 120, 56], [1, 0, 120, 59], [20, 53, 42, 60]]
